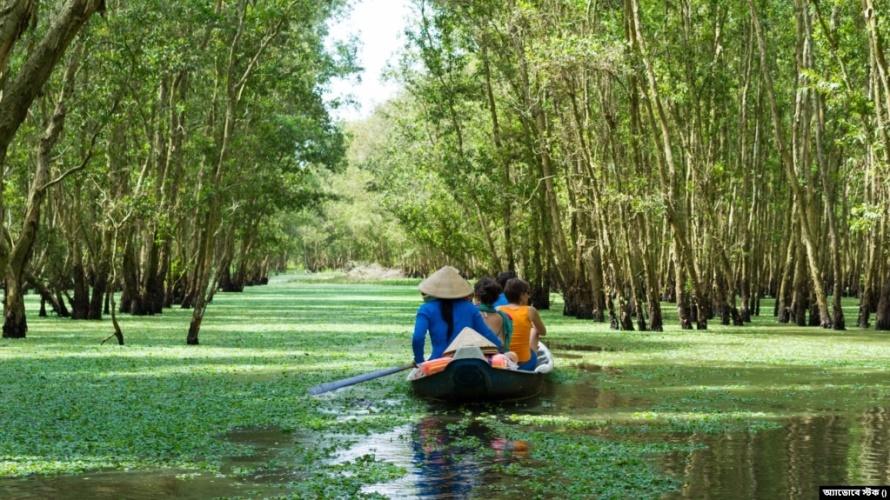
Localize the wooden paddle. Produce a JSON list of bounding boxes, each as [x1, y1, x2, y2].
[[308, 363, 415, 396]]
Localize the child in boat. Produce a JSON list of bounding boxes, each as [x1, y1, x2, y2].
[[473, 277, 513, 347], [497, 278, 547, 371], [412, 266, 503, 366], [493, 271, 516, 307]]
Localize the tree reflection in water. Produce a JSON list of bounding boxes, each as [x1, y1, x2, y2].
[[661, 409, 890, 499]]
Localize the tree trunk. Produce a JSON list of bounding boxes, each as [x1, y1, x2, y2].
[[791, 242, 808, 327], [672, 241, 692, 329], [218, 264, 234, 292], [88, 271, 107, 320], [0, 1, 38, 78], [103, 226, 125, 345], [140, 234, 163, 315], [119, 235, 140, 314], [2, 41, 82, 336], [55, 291, 70, 317], [749, 0, 832, 327], [628, 0, 707, 329], [2, 270, 26, 338], [481, 44, 515, 272], [877, 278, 890, 331], [70, 254, 90, 320], [0, 0, 105, 168]]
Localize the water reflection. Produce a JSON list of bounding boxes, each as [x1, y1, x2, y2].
[[523, 377, 642, 414], [343, 379, 637, 496], [411, 416, 490, 497], [859, 407, 890, 482], [8, 392, 890, 499], [0, 428, 297, 500], [0, 469, 283, 500], [661, 410, 890, 499], [347, 415, 530, 498]]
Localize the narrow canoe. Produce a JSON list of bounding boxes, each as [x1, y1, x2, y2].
[[409, 342, 554, 402]]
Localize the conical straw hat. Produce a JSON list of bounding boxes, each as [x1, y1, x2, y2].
[[419, 266, 472, 299], [444, 327, 499, 355]]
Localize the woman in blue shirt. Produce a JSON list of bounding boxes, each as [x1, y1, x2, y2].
[[412, 266, 503, 365]]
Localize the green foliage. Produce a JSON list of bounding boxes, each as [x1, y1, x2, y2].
[[0, 0, 355, 325], [482, 427, 680, 499]]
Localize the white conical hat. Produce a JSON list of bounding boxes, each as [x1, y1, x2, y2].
[[444, 327, 499, 354], [419, 266, 472, 299]]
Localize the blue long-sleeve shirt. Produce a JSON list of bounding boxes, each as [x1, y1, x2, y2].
[[492, 293, 508, 308], [412, 299, 503, 364]]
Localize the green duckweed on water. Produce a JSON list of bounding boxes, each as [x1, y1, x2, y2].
[[2, 272, 890, 498]]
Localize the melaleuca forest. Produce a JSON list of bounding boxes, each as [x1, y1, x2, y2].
[[1, 0, 890, 498]]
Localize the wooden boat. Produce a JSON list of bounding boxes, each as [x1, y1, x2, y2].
[[409, 342, 554, 402]]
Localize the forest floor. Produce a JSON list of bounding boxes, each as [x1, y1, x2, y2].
[[1, 273, 890, 498]]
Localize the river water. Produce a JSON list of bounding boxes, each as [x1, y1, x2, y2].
[[661, 410, 890, 499], [2, 381, 889, 498]]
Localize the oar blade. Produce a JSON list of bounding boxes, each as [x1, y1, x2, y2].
[[309, 363, 414, 396]]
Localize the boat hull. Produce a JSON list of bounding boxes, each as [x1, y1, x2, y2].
[[411, 358, 546, 402]]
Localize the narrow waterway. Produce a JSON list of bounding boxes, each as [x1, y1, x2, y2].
[[3, 380, 890, 498]]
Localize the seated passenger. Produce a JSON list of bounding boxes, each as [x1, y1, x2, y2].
[[412, 266, 503, 366], [474, 277, 513, 348], [493, 271, 516, 308], [497, 278, 547, 371]]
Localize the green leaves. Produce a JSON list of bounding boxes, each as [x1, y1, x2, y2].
[[850, 203, 883, 234]]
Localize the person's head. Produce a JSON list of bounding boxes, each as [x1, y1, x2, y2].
[[474, 277, 502, 306], [496, 271, 517, 290], [419, 266, 472, 336], [504, 278, 531, 305], [419, 266, 472, 300]]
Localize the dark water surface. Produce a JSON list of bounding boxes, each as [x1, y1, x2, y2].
[[660, 410, 890, 499], [0, 471, 257, 500], [0, 429, 294, 499]]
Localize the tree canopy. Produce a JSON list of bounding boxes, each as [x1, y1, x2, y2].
[[0, 0, 352, 342], [299, 0, 890, 333]]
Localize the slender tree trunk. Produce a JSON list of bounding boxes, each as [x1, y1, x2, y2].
[[88, 229, 111, 320], [481, 43, 515, 272], [672, 240, 693, 329], [104, 225, 124, 345], [628, 0, 707, 329], [3, 42, 82, 337], [749, 0, 832, 327], [0, 1, 38, 78], [0, 0, 105, 171], [876, 279, 890, 331], [70, 246, 90, 320]]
